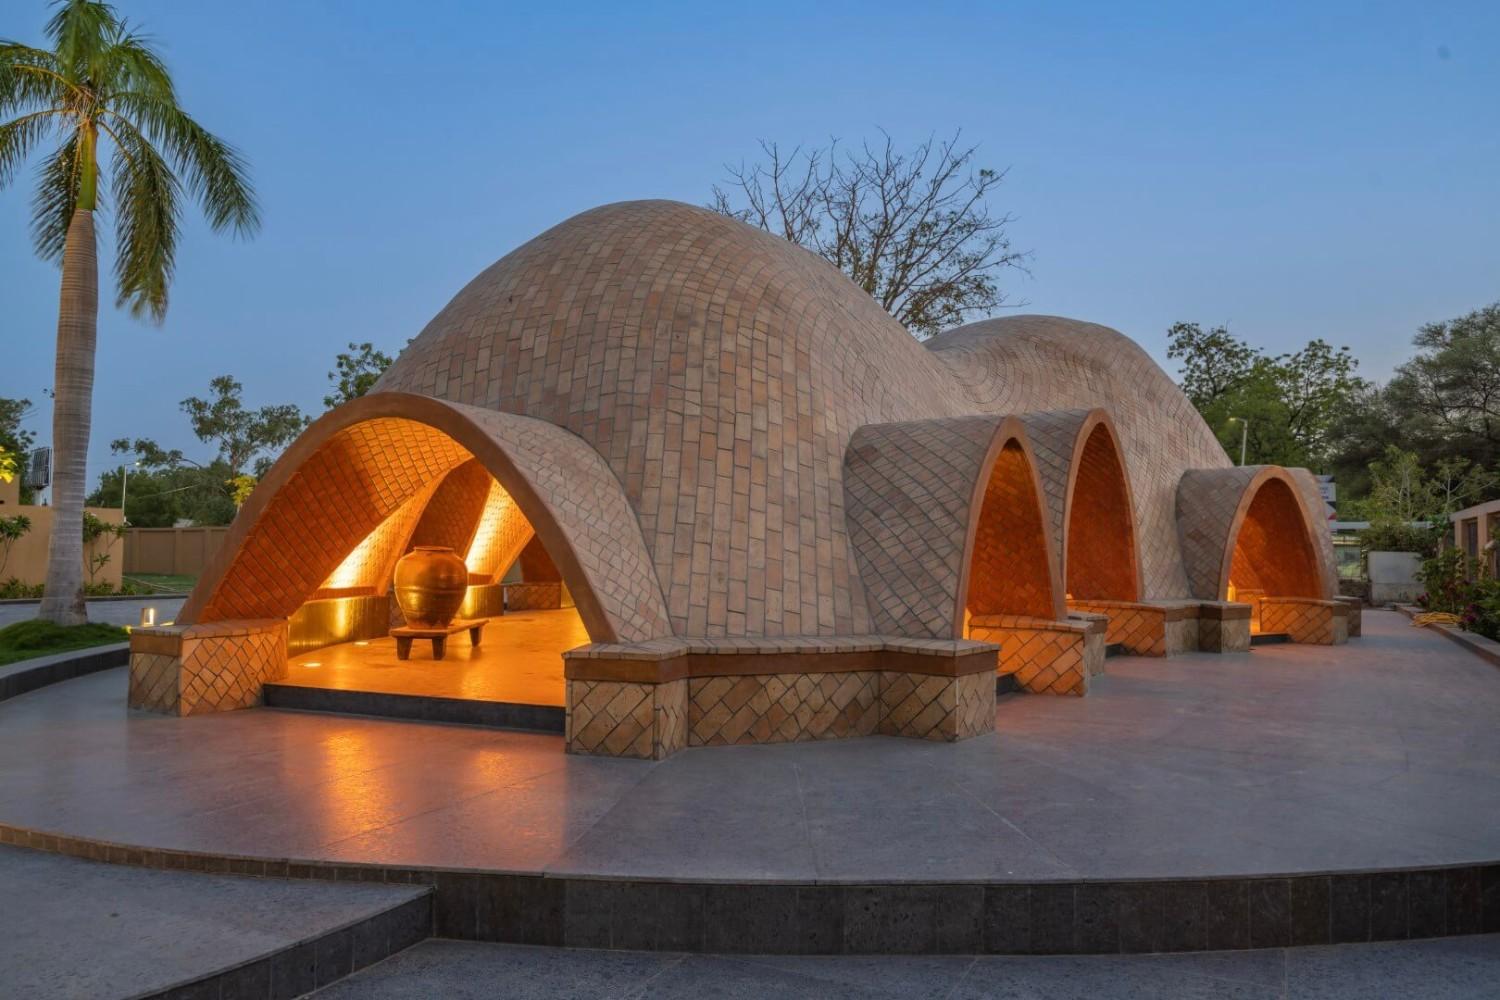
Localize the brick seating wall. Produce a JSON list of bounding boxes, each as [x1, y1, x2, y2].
[[564, 637, 998, 759], [966, 614, 1106, 696]]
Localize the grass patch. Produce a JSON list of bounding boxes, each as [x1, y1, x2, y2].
[[124, 573, 197, 594], [0, 620, 130, 666]]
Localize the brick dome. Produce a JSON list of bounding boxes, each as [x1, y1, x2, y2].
[[187, 200, 1336, 644]]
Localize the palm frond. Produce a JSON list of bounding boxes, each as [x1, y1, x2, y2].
[[0, 42, 73, 116], [45, 0, 117, 80], [29, 130, 91, 263], [100, 26, 172, 99], [0, 108, 62, 189], [102, 114, 178, 320], [109, 93, 258, 237]]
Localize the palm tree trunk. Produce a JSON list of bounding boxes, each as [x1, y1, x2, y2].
[[39, 208, 98, 625]]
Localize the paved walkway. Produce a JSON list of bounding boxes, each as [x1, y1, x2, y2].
[[0, 844, 427, 1000], [0, 611, 1496, 881], [316, 935, 1500, 999], [0, 596, 185, 627]]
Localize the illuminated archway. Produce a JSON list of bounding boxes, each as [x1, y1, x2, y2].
[[1063, 419, 1140, 602], [181, 392, 671, 645], [961, 437, 1064, 622], [1226, 476, 1322, 601]]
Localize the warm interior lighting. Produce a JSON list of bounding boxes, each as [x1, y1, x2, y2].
[[304, 661, 321, 668], [323, 522, 390, 590], [354, 640, 369, 647], [139, 606, 156, 627], [1227, 583, 1237, 601]]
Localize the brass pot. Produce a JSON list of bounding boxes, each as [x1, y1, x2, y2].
[[393, 546, 468, 628]]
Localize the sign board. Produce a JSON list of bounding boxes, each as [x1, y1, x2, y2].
[[1316, 474, 1336, 520], [26, 447, 50, 490]]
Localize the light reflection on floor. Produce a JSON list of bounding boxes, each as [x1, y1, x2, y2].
[[279, 607, 587, 707]]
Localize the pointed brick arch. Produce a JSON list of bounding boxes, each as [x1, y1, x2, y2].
[[960, 434, 1065, 623], [179, 392, 671, 644], [1065, 418, 1141, 601], [1177, 466, 1325, 601]]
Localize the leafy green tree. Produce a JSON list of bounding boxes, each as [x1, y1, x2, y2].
[[0, 398, 36, 502], [181, 376, 307, 477], [324, 342, 394, 409], [1, 1, 258, 623], [1386, 303, 1500, 465], [1167, 323, 1365, 468]]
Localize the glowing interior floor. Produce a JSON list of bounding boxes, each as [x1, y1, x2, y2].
[[279, 607, 587, 707]]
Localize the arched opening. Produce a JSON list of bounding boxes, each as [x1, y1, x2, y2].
[[962, 439, 1061, 624], [1064, 421, 1140, 602], [180, 393, 672, 720], [1225, 476, 1322, 630]]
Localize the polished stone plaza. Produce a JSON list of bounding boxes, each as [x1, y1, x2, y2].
[[5, 612, 1496, 882]]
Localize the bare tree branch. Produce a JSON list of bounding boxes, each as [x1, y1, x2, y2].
[[710, 130, 1029, 338]]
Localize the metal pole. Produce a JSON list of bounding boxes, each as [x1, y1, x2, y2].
[[1239, 420, 1248, 466], [121, 463, 129, 524]]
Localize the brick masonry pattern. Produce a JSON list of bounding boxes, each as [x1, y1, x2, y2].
[[969, 615, 1106, 696], [1018, 409, 1140, 602], [128, 620, 287, 716], [1177, 467, 1326, 601], [189, 399, 671, 645], [568, 666, 995, 754], [843, 415, 1037, 639], [372, 201, 1334, 641], [1261, 597, 1349, 645], [926, 314, 1236, 600]]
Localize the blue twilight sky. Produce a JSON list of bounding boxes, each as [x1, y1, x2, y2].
[[2, 0, 1498, 487]]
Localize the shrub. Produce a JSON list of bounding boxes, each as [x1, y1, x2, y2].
[[1417, 549, 1472, 613]]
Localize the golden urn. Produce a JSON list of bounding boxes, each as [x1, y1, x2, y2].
[[393, 546, 468, 628]]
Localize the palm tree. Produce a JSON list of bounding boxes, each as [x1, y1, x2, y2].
[[1, 1, 258, 623]]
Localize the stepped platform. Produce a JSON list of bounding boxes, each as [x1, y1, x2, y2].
[[3, 611, 1498, 955]]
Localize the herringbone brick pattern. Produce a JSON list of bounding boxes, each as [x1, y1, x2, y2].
[[464, 478, 534, 582], [1065, 420, 1141, 600], [969, 442, 1061, 620], [128, 620, 287, 716], [378, 201, 973, 638], [409, 458, 492, 553], [968, 615, 1103, 696], [1177, 467, 1322, 602], [687, 672, 880, 746], [318, 481, 439, 593], [927, 315, 1235, 599], [1018, 409, 1139, 602], [1067, 600, 1168, 656], [567, 679, 653, 758], [127, 652, 180, 714], [1261, 598, 1348, 645], [843, 415, 1017, 638], [188, 399, 671, 645], [952, 670, 996, 739], [1289, 468, 1341, 597]]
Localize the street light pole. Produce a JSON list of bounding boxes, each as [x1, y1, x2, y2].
[[1229, 417, 1248, 466], [120, 460, 138, 526]]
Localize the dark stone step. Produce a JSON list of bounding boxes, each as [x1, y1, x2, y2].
[[262, 684, 564, 733], [1251, 633, 1292, 646]]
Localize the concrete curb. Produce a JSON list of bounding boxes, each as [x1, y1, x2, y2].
[[1394, 605, 1500, 669], [0, 643, 129, 704]]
